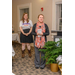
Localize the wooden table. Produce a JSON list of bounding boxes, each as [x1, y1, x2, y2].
[[12, 33, 20, 43]]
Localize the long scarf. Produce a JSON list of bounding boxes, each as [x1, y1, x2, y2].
[[35, 22, 45, 48]]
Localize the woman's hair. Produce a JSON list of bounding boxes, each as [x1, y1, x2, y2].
[[38, 14, 44, 18], [21, 13, 29, 23]]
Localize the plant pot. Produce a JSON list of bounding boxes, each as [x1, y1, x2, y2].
[[58, 65, 62, 75], [50, 63, 58, 72]]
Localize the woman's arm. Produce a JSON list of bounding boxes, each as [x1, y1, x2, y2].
[[27, 27, 32, 35], [32, 24, 37, 36], [19, 21, 27, 36], [43, 24, 49, 36], [20, 27, 26, 35], [27, 20, 33, 36], [19, 21, 24, 35]]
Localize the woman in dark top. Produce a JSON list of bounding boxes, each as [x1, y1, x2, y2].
[[32, 14, 49, 69]]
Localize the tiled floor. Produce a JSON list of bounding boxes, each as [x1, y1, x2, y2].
[[12, 43, 61, 75]]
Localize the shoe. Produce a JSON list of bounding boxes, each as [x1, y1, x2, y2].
[[40, 67, 45, 69], [35, 67, 39, 69], [22, 50, 25, 58], [28, 50, 32, 58]]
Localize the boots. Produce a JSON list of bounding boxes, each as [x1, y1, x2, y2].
[[22, 50, 25, 58], [28, 50, 32, 58]]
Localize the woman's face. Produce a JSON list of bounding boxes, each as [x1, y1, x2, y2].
[[24, 14, 28, 20], [38, 15, 44, 23]]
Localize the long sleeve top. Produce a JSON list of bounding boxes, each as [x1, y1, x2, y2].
[[32, 23, 50, 41]]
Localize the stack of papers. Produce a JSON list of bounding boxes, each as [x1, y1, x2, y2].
[[37, 29, 42, 37]]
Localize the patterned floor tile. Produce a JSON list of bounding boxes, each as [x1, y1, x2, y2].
[[12, 43, 61, 75]]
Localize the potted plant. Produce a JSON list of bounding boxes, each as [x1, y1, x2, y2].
[[39, 39, 62, 72]]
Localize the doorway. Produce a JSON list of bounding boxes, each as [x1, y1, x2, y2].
[[20, 8, 29, 20], [17, 3, 32, 32]]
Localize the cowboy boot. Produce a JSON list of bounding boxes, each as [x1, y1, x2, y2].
[[22, 49, 25, 58], [28, 50, 32, 58]]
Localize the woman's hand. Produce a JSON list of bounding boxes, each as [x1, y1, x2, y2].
[[37, 33, 39, 35], [26, 33, 29, 36], [25, 33, 30, 36], [25, 27, 32, 36], [23, 32, 30, 36], [37, 32, 43, 36], [23, 33, 27, 36], [40, 32, 43, 36]]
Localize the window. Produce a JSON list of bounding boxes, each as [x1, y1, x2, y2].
[[52, 0, 62, 31], [56, 4, 62, 30]]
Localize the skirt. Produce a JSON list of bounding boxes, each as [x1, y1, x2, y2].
[[20, 29, 33, 43]]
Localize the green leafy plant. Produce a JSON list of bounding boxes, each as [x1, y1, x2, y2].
[[39, 39, 62, 64]]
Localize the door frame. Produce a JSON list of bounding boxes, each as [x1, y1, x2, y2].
[[17, 3, 32, 32]]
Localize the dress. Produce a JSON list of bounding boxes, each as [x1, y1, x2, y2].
[[19, 20, 33, 43]]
